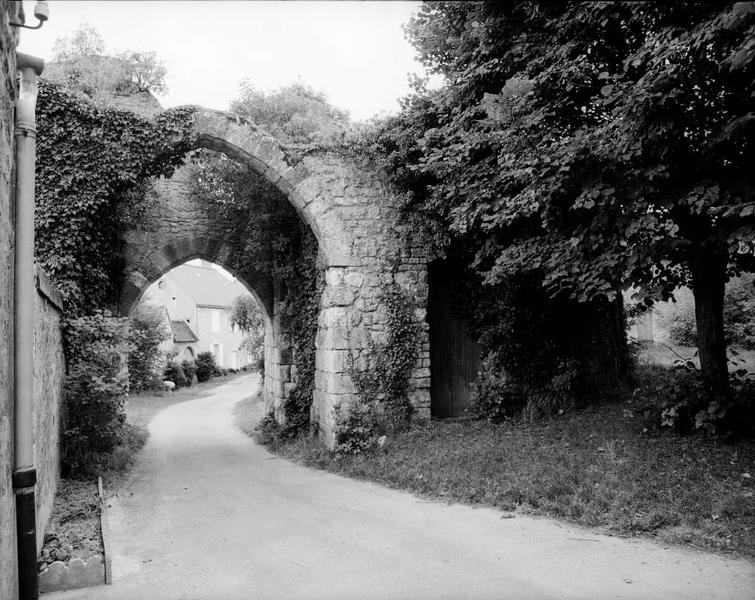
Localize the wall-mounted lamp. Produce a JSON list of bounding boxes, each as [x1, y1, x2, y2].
[[10, 1, 49, 30]]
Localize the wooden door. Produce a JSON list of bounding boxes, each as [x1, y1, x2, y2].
[[428, 263, 481, 418]]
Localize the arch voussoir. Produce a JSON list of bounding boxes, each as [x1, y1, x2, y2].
[[118, 104, 431, 448]]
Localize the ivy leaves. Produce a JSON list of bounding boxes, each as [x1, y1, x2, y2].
[[35, 80, 196, 315]]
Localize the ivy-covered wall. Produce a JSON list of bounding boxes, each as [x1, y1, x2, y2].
[[118, 109, 432, 447]]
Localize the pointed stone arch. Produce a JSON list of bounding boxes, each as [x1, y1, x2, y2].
[[119, 107, 432, 446]]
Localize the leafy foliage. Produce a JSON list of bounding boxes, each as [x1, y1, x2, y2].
[[163, 360, 190, 388], [365, 1, 755, 398], [230, 80, 350, 145], [186, 83, 338, 435], [668, 276, 755, 349], [62, 311, 132, 475], [127, 302, 168, 391], [634, 361, 755, 437], [181, 359, 197, 385], [195, 351, 216, 383], [47, 24, 168, 98], [337, 284, 421, 453], [36, 80, 194, 315], [35, 80, 195, 471], [229, 294, 265, 361], [280, 245, 324, 436]]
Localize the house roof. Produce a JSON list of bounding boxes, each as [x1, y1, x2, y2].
[[165, 263, 248, 309], [170, 320, 198, 343]]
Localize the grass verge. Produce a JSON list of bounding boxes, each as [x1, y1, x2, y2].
[[236, 392, 755, 558]]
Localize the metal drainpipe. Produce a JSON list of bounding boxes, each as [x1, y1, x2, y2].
[[14, 51, 44, 600]]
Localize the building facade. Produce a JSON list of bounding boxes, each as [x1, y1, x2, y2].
[[143, 261, 256, 369]]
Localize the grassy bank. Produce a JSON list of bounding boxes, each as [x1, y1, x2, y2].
[[237, 392, 755, 558]]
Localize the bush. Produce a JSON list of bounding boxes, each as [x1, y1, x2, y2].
[[668, 276, 755, 349], [468, 272, 628, 422], [255, 414, 285, 448], [63, 311, 132, 475], [164, 360, 188, 387], [474, 355, 581, 423], [668, 310, 698, 347], [181, 359, 196, 386], [725, 276, 755, 350], [634, 362, 755, 437], [473, 353, 524, 423], [128, 302, 168, 391], [195, 351, 216, 382]]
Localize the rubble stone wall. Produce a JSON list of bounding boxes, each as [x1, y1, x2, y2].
[[119, 109, 431, 446], [33, 269, 65, 553]]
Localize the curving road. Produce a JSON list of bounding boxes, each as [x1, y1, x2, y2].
[[46, 373, 755, 600]]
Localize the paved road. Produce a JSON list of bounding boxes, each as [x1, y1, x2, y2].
[[45, 374, 755, 600]]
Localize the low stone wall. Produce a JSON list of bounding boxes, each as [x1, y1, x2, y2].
[[34, 268, 65, 552]]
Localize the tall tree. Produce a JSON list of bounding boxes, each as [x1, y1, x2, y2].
[[229, 295, 266, 362], [46, 23, 168, 99], [372, 1, 755, 397], [230, 80, 350, 144]]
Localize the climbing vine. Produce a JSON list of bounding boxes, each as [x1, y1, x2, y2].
[[186, 150, 323, 436], [35, 80, 196, 473], [36, 79, 195, 315], [336, 282, 421, 453]]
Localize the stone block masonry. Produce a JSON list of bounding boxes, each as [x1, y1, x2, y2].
[[33, 268, 65, 554], [119, 108, 432, 447]]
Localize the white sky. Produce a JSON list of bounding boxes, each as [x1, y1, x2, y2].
[[16, 0, 432, 121]]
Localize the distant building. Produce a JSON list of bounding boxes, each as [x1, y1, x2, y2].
[[143, 261, 253, 369]]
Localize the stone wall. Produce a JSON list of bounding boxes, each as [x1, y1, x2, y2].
[[119, 108, 432, 447], [33, 269, 65, 553], [1, 7, 67, 596], [0, 2, 21, 597]]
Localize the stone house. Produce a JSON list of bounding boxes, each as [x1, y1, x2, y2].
[[143, 261, 255, 369]]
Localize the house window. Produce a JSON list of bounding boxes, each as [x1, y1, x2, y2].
[[211, 309, 220, 332], [212, 343, 223, 365]]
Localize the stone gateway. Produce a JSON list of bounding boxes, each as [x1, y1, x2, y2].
[[119, 108, 432, 445]]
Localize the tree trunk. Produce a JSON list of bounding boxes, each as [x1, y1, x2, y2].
[[690, 251, 729, 397]]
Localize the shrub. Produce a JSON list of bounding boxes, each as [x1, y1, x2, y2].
[[195, 351, 216, 382], [634, 361, 755, 437], [181, 359, 197, 386], [668, 311, 698, 347], [668, 276, 755, 349], [63, 311, 133, 475], [164, 360, 188, 388], [128, 302, 168, 391], [467, 270, 629, 421], [725, 276, 755, 350], [473, 353, 524, 423], [334, 403, 381, 454], [467, 273, 628, 423]]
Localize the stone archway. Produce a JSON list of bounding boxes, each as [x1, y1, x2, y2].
[[119, 108, 431, 446]]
